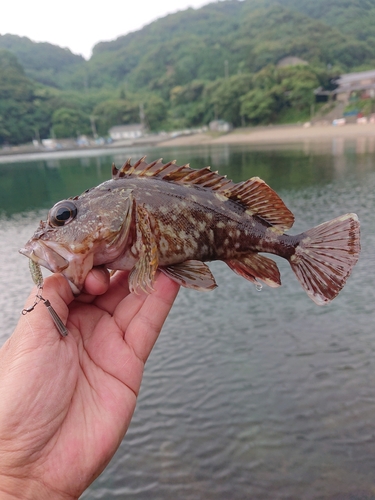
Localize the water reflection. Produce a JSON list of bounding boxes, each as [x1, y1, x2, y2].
[[2, 139, 374, 216], [0, 155, 113, 215]]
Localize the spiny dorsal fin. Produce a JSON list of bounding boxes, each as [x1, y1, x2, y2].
[[220, 177, 294, 230], [113, 157, 234, 190], [112, 163, 119, 177], [112, 158, 294, 229]]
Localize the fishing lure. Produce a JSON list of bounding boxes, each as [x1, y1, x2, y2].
[[22, 260, 68, 337]]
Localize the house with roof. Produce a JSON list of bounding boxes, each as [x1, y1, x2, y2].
[[314, 69, 375, 104], [333, 70, 375, 102], [108, 124, 145, 141]]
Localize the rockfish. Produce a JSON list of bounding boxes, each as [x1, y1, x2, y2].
[[20, 157, 360, 305]]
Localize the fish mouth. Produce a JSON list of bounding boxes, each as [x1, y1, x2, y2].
[[19, 240, 69, 274], [20, 239, 94, 295]]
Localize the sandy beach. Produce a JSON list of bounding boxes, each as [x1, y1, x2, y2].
[[158, 122, 375, 147], [2, 122, 375, 159]]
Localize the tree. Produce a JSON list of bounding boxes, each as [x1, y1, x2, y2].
[[271, 65, 322, 111], [0, 50, 36, 144], [239, 64, 322, 125], [92, 99, 140, 136], [144, 95, 168, 130], [52, 108, 91, 138], [207, 74, 253, 126], [241, 87, 283, 124]]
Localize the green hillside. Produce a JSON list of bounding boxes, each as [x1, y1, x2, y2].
[[0, 34, 85, 88], [276, 0, 375, 44], [1, 0, 375, 145], [80, 0, 374, 91]]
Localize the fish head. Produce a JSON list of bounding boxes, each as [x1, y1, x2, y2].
[[20, 187, 134, 293]]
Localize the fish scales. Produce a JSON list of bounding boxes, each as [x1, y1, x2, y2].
[[20, 157, 360, 305], [114, 177, 284, 259], [106, 182, 275, 270], [85, 178, 255, 261]]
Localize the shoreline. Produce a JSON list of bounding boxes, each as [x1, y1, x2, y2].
[[1, 123, 375, 160], [158, 122, 375, 147]]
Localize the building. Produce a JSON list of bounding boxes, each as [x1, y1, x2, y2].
[[313, 69, 375, 104], [108, 124, 144, 141], [333, 69, 375, 102], [209, 120, 232, 133]]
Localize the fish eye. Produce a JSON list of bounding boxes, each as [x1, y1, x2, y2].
[[49, 200, 77, 227]]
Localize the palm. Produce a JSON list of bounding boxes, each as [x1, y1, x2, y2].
[[0, 270, 179, 498]]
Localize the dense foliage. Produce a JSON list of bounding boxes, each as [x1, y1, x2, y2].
[[276, 0, 375, 47], [0, 34, 84, 88], [1, 0, 375, 144], [0, 50, 50, 144]]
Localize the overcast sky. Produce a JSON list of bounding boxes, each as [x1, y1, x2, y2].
[[0, 0, 213, 59]]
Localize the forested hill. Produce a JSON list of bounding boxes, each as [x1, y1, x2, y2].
[[0, 34, 84, 88], [2, 0, 375, 145], [84, 0, 375, 91], [273, 0, 375, 43], [2, 0, 375, 91]]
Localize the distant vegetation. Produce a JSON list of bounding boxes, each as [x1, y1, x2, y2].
[[0, 34, 84, 88], [1, 0, 375, 145]]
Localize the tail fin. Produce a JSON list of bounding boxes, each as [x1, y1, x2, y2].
[[289, 213, 360, 305]]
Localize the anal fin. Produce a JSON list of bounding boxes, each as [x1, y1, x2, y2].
[[160, 260, 217, 291], [226, 253, 281, 288]]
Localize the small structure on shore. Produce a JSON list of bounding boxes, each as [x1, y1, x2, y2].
[[109, 124, 144, 141], [316, 69, 375, 104], [209, 120, 232, 133], [333, 69, 375, 102]]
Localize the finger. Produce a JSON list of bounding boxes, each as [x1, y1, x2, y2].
[[84, 267, 110, 295], [93, 270, 131, 315], [117, 273, 180, 363], [76, 267, 110, 303]]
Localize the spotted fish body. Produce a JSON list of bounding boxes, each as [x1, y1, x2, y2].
[[20, 158, 360, 305]]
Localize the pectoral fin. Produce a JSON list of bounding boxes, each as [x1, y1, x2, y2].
[[160, 260, 217, 291], [128, 206, 159, 294], [107, 191, 134, 251], [226, 253, 281, 288]]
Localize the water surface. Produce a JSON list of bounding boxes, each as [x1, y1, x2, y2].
[[0, 140, 374, 499]]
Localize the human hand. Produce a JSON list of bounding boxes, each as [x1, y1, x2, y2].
[[0, 268, 179, 499]]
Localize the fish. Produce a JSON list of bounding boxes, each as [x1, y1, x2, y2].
[[20, 157, 360, 305]]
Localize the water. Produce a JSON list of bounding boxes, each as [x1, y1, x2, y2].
[[0, 139, 374, 499]]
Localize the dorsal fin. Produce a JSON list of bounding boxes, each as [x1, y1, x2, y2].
[[111, 158, 294, 230], [112, 157, 232, 189], [220, 177, 294, 230]]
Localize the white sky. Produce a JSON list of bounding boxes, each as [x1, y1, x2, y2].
[[0, 0, 213, 59]]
